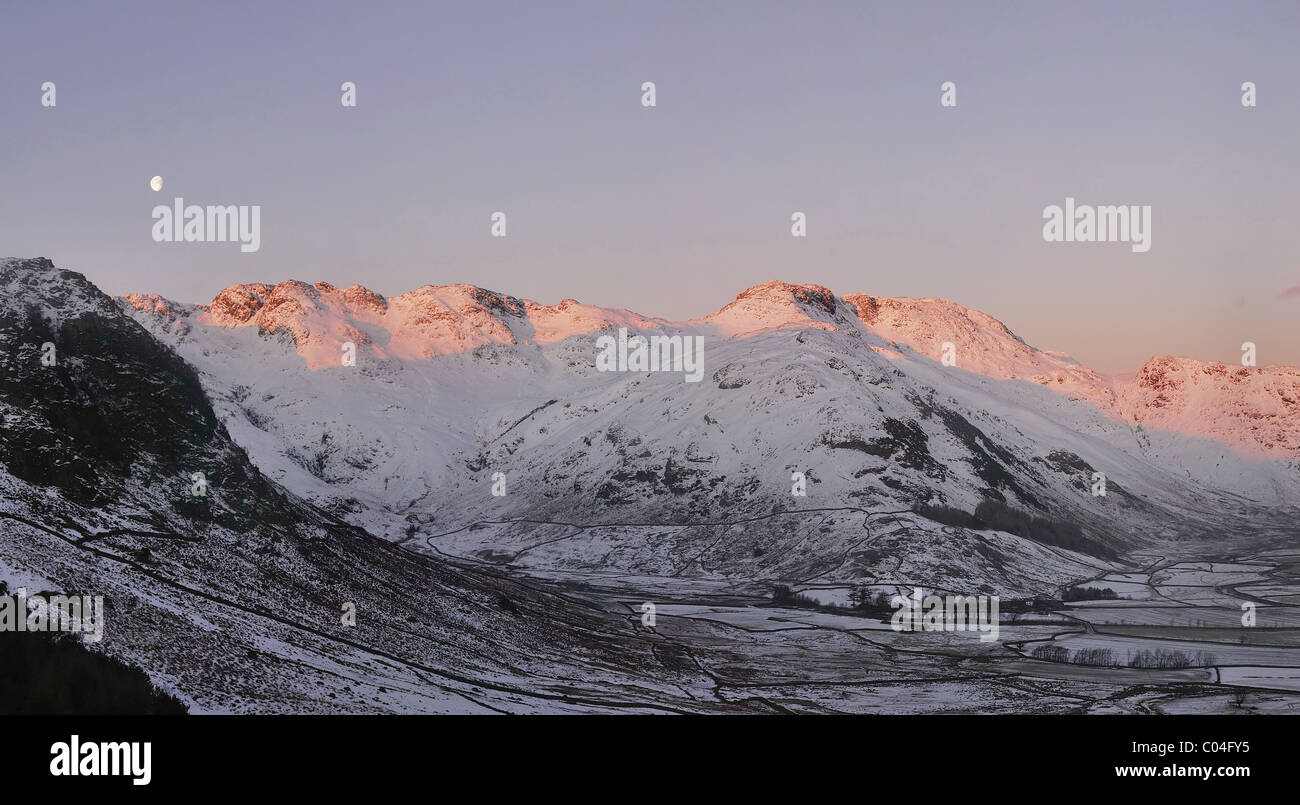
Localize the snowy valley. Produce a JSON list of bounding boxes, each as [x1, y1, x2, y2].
[[3, 256, 1299, 713]]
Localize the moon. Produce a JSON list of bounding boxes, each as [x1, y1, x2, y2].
[[150, 175, 163, 192]]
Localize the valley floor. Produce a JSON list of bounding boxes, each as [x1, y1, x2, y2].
[[402, 520, 1300, 714]]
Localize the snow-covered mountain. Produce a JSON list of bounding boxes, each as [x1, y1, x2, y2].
[[114, 274, 1298, 592], [126, 276, 1300, 455], [1117, 356, 1300, 457], [0, 258, 740, 713], [844, 291, 1300, 459], [125, 280, 667, 370], [6, 257, 1298, 713], [844, 291, 1116, 410]]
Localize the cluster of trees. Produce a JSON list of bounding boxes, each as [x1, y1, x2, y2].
[[910, 500, 1116, 559], [771, 585, 822, 608], [847, 586, 893, 610], [972, 500, 1115, 558], [1062, 586, 1119, 602], [1070, 647, 1121, 667], [910, 503, 984, 529], [1129, 649, 1216, 669], [1030, 642, 1215, 669], [1031, 644, 1120, 666], [772, 585, 893, 611]]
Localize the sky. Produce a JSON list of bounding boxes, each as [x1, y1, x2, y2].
[[1, 0, 1297, 374]]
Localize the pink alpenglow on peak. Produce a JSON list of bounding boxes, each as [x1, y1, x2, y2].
[[119, 277, 1300, 457], [1117, 356, 1300, 458], [176, 279, 665, 369], [698, 281, 848, 338], [844, 292, 1117, 410]]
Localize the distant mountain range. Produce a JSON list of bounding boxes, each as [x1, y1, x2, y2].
[[125, 276, 1300, 457], [111, 266, 1300, 580]]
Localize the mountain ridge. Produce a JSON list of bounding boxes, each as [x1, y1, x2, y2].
[[116, 273, 1300, 458]]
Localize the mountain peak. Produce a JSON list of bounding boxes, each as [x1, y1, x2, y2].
[[701, 280, 848, 337], [1, 257, 120, 321], [1120, 355, 1300, 455], [734, 280, 838, 311], [845, 293, 1022, 341], [122, 278, 667, 369]]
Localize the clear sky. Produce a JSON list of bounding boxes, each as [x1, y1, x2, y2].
[[1, 0, 1297, 373]]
